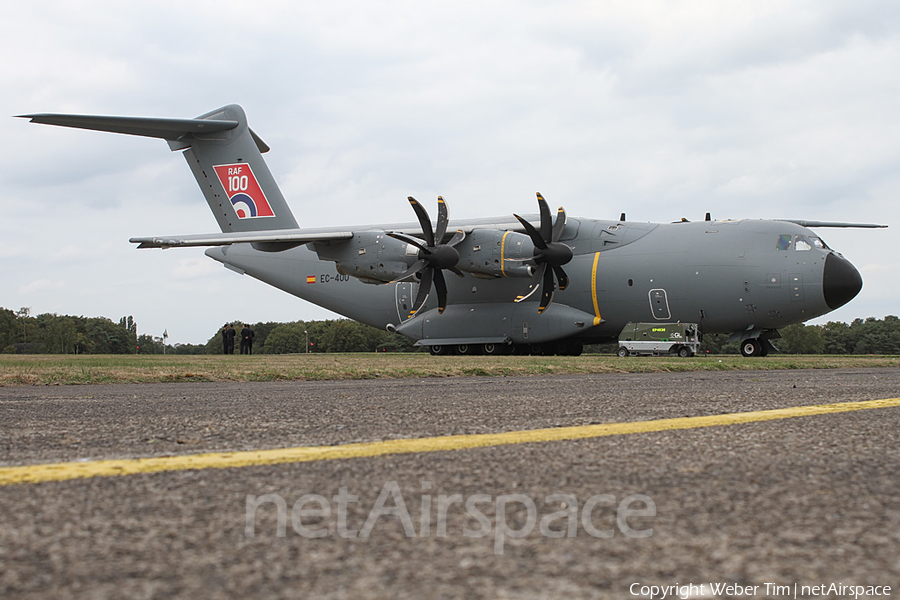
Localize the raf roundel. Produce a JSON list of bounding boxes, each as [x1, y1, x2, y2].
[[213, 163, 275, 219]]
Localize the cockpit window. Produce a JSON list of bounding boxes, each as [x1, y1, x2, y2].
[[776, 234, 792, 251], [794, 236, 811, 251], [809, 236, 828, 249]]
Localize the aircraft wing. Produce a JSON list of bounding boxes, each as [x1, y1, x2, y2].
[[129, 228, 353, 249], [130, 216, 529, 249], [777, 219, 888, 228]]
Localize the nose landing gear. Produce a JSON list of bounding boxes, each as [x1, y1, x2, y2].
[[740, 338, 773, 357]]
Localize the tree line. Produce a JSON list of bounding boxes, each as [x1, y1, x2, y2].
[[0, 307, 415, 355], [2, 306, 898, 355], [198, 319, 417, 355], [693, 316, 900, 355]]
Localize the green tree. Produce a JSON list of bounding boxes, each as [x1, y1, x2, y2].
[[852, 316, 900, 354], [0, 308, 19, 353], [83, 317, 132, 354], [699, 333, 738, 354], [821, 321, 853, 354], [779, 323, 825, 354], [263, 323, 309, 354], [137, 334, 167, 354], [320, 320, 369, 352], [36, 313, 77, 354]]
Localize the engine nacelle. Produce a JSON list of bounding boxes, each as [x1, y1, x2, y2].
[[312, 232, 418, 284], [455, 229, 535, 279]]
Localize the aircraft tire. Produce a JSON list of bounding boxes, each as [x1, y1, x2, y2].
[[617, 346, 629, 358], [429, 345, 448, 356], [528, 344, 546, 356], [455, 344, 480, 355], [482, 343, 510, 356], [740, 339, 763, 357]]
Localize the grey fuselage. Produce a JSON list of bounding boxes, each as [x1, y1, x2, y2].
[[205, 215, 859, 345]]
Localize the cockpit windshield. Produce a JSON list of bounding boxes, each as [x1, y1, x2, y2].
[[810, 235, 829, 249], [777, 234, 829, 251]]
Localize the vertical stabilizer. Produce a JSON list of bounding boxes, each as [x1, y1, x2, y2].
[[19, 104, 298, 233], [174, 105, 298, 233]]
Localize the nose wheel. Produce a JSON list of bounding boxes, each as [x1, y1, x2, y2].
[[740, 339, 769, 357]]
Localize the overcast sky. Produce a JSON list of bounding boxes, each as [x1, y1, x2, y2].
[[3, 1, 898, 344]]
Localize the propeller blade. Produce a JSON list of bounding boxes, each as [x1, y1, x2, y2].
[[399, 196, 463, 315], [391, 259, 428, 283], [386, 231, 428, 253], [433, 269, 448, 313], [536, 193, 552, 242], [434, 196, 449, 242], [409, 268, 433, 316], [552, 265, 569, 290], [514, 264, 546, 303], [551, 206, 567, 243], [408, 196, 435, 247], [537, 265, 556, 313], [513, 213, 548, 250], [447, 229, 466, 247], [511, 194, 571, 312]]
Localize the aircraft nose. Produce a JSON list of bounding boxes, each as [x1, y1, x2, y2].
[[823, 252, 862, 310]]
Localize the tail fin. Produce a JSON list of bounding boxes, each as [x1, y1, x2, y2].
[[19, 104, 298, 233]]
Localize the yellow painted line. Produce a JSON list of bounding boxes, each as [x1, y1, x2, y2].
[[500, 231, 511, 277], [2, 398, 899, 486], [590, 251, 602, 325]]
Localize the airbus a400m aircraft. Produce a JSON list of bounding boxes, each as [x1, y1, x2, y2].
[[21, 104, 885, 357]]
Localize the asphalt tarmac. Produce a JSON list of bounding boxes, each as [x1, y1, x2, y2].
[[1, 368, 899, 599]]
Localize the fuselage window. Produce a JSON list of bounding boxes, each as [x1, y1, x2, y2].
[[776, 234, 792, 251], [794, 236, 811, 251]]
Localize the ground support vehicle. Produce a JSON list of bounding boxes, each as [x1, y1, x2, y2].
[[617, 322, 700, 357]]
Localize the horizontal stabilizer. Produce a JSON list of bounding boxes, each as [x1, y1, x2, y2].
[[778, 219, 888, 229], [17, 113, 239, 141], [130, 228, 353, 249]]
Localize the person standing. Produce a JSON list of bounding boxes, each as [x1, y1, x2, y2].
[[222, 324, 230, 355], [225, 324, 236, 354], [240, 324, 255, 355]]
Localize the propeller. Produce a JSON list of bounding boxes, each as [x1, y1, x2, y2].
[[512, 192, 573, 313], [387, 196, 465, 316]]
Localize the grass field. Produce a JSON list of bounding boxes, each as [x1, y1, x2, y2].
[[0, 353, 897, 386]]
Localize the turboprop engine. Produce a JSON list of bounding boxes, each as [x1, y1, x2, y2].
[[454, 229, 535, 279], [313, 227, 540, 286], [313, 231, 417, 284]]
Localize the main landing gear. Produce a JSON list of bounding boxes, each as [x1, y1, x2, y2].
[[429, 341, 583, 356]]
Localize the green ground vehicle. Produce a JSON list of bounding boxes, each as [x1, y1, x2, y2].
[[617, 322, 700, 357]]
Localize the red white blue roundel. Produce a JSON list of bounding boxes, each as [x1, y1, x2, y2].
[[213, 163, 275, 219]]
